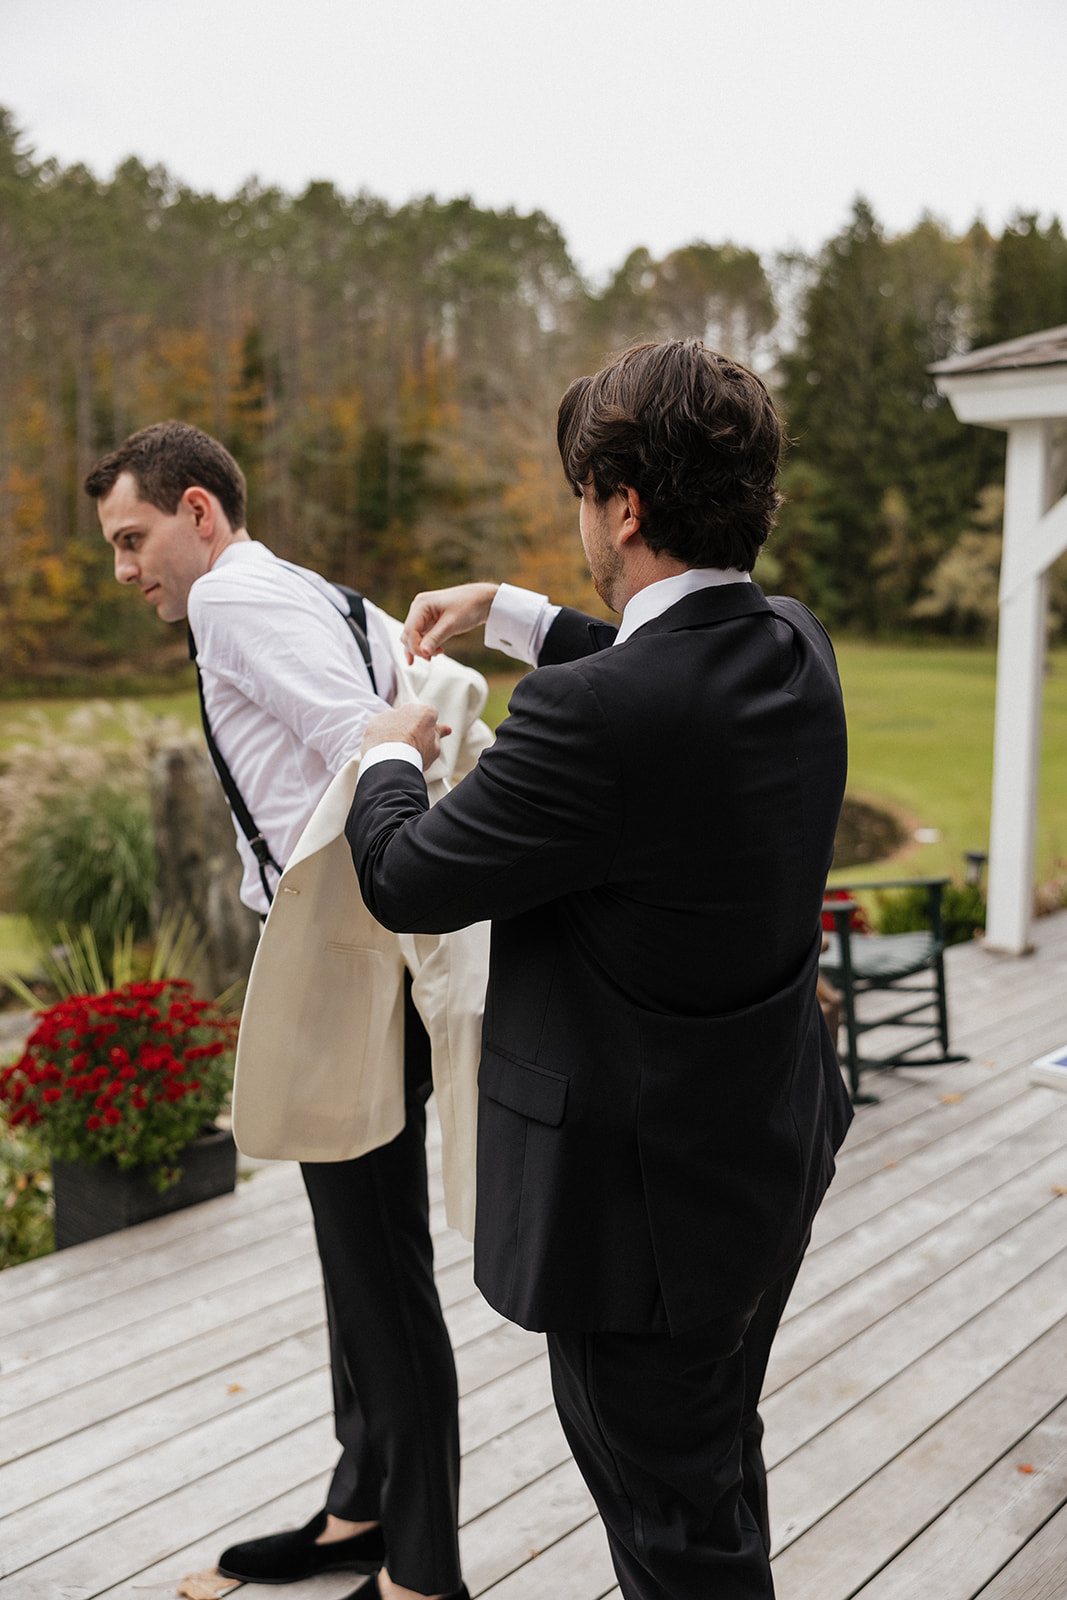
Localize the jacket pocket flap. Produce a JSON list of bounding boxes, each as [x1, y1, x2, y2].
[[480, 1047, 568, 1127]]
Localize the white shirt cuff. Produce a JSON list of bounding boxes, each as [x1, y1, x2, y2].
[[485, 582, 561, 664], [357, 742, 424, 781]]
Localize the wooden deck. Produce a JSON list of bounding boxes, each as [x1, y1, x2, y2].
[[3, 909, 1067, 1600]]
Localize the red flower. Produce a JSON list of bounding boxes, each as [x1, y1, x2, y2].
[[103, 1106, 122, 1126], [86, 1114, 103, 1130], [42, 1087, 63, 1103]]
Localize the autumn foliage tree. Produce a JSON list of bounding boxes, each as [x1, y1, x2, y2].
[[2, 107, 1067, 675]]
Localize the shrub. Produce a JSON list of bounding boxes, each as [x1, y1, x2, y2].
[[11, 783, 155, 947], [0, 1120, 53, 1269], [874, 883, 986, 946]]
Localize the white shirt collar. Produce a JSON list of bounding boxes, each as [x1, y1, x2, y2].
[[614, 568, 751, 645]]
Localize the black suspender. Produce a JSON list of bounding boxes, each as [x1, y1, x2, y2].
[[189, 578, 377, 906]]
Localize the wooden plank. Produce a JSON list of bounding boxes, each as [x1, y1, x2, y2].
[[454, 1323, 546, 1397], [768, 1146, 1067, 1390], [0, 1414, 341, 1596], [829, 1058, 1057, 1192], [768, 1246, 1067, 1549], [817, 1084, 1063, 1235], [0, 1325, 328, 1518], [798, 1091, 1067, 1260], [0, 1189, 313, 1338], [460, 1457, 596, 1594], [1, 1221, 320, 1367], [444, 1290, 508, 1348], [767, 1310, 1067, 1596], [1, 1369, 334, 1573], [460, 1406, 570, 1524], [0, 1288, 327, 1462], [764, 1200, 1067, 1463], [0, 1252, 325, 1418], [459, 1352, 554, 1455], [844, 1397, 1067, 1599], [976, 1501, 1067, 1600], [785, 1099, 1067, 1321], [0, 1161, 305, 1305], [478, 1515, 615, 1600], [90, 1474, 336, 1600]]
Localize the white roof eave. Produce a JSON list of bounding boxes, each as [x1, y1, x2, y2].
[[934, 365, 1067, 429]]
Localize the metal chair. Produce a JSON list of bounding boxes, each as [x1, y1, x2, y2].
[[820, 876, 968, 1103]]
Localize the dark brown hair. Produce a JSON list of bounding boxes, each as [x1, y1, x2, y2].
[[556, 339, 783, 571], [84, 422, 247, 533]]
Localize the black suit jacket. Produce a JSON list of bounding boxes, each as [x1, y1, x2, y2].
[[348, 585, 852, 1335]]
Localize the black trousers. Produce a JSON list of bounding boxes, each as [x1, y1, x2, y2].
[[547, 1253, 805, 1600], [299, 983, 461, 1594]]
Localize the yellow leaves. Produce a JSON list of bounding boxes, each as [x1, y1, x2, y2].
[[226, 1383, 244, 1394], [939, 1093, 963, 1104], [1052, 1185, 1067, 1198], [136, 328, 217, 425], [6, 465, 48, 533], [503, 455, 606, 616]]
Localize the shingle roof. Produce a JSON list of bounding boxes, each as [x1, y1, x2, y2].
[[930, 325, 1067, 376]]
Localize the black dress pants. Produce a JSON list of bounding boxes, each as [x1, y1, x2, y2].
[[299, 982, 461, 1595], [547, 1254, 804, 1600]]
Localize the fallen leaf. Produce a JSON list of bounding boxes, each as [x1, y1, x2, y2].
[[940, 1094, 963, 1105], [1053, 1186, 1067, 1198], [981, 1058, 995, 1068], [1017, 1463, 1035, 1475], [884, 1160, 897, 1169], [226, 1383, 244, 1394], [178, 1569, 240, 1599]]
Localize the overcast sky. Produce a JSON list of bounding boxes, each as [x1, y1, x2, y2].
[[1, 0, 1063, 285]]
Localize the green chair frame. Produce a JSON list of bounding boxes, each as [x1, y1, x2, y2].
[[820, 876, 968, 1103]]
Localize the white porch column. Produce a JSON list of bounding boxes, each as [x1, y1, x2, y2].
[[985, 420, 1052, 953]]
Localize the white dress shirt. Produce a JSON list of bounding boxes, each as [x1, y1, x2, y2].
[[187, 540, 396, 913]]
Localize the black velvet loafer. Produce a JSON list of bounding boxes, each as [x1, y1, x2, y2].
[[218, 1509, 385, 1583]]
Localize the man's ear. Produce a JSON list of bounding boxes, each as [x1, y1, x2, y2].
[[183, 486, 216, 539], [619, 486, 645, 546]]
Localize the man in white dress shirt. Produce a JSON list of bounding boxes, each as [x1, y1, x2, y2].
[[86, 423, 467, 1600]]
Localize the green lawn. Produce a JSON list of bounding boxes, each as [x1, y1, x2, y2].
[[0, 690, 201, 752], [832, 641, 1067, 889]]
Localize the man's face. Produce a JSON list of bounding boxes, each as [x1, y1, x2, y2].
[[579, 484, 626, 612], [98, 472, 211, 623]]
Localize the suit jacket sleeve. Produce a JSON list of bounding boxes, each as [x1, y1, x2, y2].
[[347, 662, 621, 935]]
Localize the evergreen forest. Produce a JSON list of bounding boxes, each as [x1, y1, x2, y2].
[[3, 106, 1067, 684]]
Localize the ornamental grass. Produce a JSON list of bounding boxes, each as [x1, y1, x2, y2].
[[0, 979, 237, 1191]]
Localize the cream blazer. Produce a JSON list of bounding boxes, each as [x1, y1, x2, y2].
[[231, 617, 493, 1239]]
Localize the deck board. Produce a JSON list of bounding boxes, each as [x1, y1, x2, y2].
[[2, 909, 1067, 1597]]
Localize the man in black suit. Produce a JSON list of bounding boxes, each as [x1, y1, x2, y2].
[[346, 339, 853, 1598]]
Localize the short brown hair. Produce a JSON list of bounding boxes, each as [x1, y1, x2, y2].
[[85, 422, 247, 532], [556, 340, 783, 571]]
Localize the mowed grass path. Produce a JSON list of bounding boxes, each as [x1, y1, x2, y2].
[[2, 642, 1065, 895]]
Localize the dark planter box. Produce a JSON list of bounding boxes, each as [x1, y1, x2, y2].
[[51, 1126, 237, 1250]]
